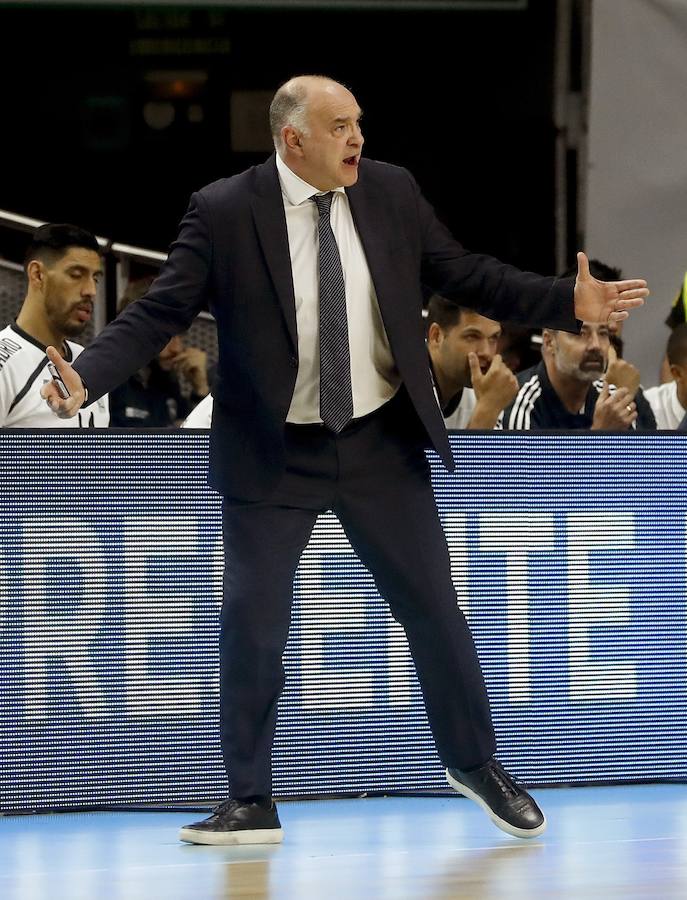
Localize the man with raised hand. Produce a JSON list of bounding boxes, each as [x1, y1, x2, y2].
[[42, 75, 647, 845], [426, 294, 518, 429]]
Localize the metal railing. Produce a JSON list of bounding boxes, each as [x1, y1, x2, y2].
[[0, 208, 214, 335]]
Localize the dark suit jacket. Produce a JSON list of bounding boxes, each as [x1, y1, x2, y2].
[[74, 155, 578, 500]]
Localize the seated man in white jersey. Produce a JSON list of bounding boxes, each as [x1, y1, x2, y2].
[[0, 223, 109, 427], [425, 294, 519, 429], [644, 323, 687, 429]]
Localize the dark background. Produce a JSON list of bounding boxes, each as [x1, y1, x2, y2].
[[0, 1, 558, 272]]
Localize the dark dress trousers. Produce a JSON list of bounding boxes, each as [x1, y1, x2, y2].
[[73, 155, 578, 796]]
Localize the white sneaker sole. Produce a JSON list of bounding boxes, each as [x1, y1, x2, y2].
[[445, 769, 547, 839], [178, 826, 284, 846]]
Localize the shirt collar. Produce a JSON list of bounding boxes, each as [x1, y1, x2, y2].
[[275, 153, 346, 207], [10, 323, 72, 361]]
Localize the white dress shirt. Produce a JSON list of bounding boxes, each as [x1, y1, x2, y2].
[[643, 380, 687, 429], [275, 153, 400, 424]]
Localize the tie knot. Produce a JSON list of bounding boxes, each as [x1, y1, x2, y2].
[[312, 192, 333, 217]]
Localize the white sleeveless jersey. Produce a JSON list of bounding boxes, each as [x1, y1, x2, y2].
[[0, 324, 109, 427]]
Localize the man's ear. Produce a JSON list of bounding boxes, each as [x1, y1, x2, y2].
[[282, 126, 303, 153], [427, 322, 442, 348], [26, 259, 45, 290], [670, 363, 686, 384], [542, 329, 555, 353]]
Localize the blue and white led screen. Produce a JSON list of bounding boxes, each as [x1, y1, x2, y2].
[[1, 430, 686, 811]]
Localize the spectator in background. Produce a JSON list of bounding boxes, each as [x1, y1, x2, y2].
[[665, 274, 687, 333], [0, 223, 109, 427], [426, 295, 518, 429], [501, 320, 656, 430], [657, 272, 687, 384], [110, 276, 211, 427], [644, 323, 687, 429]]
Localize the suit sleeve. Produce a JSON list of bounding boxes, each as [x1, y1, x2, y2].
[[73, 192, 213, 401], [407, 170, 580, 334]]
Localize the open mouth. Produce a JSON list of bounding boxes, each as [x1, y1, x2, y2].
[[343, 155, 358, 167]]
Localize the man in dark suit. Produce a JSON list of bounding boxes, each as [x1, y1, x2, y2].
[[43, 75, 647, 845]]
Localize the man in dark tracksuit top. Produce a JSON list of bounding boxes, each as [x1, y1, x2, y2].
[[501, 321, 656, 430], [41, 76, 649, 845]]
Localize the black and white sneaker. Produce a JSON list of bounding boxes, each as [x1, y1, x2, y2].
[[446, 758, 546, 839], [179, 798, 283, 846]]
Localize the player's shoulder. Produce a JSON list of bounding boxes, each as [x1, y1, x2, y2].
[[196, 156, 276, 205], [515, 365, 542, 390], [502, 366, 544, 429], [643, 381, 673, 402], [0, 325, 38, 376]]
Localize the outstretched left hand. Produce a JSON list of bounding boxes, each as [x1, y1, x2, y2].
[[574, 251, 649, 324]]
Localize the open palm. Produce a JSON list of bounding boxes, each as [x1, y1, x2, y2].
[[574, 252, 648, 324]]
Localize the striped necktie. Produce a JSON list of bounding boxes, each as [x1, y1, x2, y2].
[[312, 192, 353, 432]]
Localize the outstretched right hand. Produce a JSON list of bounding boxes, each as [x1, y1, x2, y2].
[[40, 346, 87, 419]]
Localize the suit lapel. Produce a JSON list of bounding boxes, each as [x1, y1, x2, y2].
[[346, 173, 405, 338], [251, 155, 298, 351], [250, 157, 405, 354]]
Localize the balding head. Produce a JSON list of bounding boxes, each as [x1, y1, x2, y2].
[[269, 75, 364, 191], [269, 75, 346, 151]]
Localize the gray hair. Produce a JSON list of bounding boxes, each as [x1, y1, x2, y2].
[[269, 80, 311, 150]]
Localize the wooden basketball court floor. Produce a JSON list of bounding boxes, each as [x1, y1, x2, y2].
[[3, 784, 687, 899]]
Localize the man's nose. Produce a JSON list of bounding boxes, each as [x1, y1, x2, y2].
[[349, 124, 364, 147], [476, 339, 492, 359], [82, 276, 98, 298]]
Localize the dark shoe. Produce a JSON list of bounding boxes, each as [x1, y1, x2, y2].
[[446, 759, 546, 839], [179, 798, 283, 846]]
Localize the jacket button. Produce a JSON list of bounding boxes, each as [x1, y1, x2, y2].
[[289, 356, 298, 368]]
